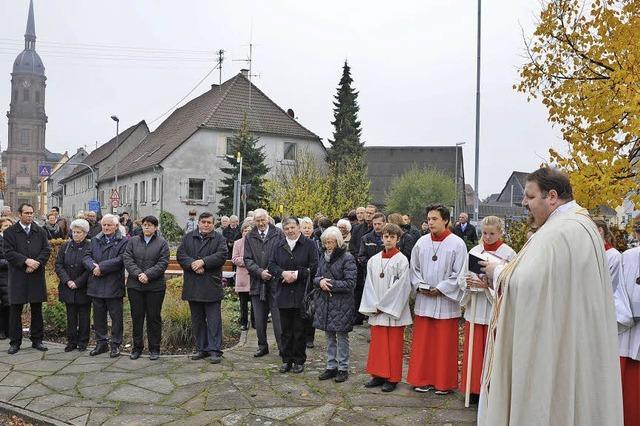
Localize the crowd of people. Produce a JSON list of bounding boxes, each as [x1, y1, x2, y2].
[[0, 166, 638, 424]]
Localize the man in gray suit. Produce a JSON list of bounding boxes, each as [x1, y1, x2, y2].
[[244, 209, 283, 357]]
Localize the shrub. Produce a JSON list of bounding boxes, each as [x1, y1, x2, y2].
[[384, 168, 455, 223], [160, 211, 184, 243]]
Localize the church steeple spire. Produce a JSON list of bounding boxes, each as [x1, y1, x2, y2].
[[25, 0, 36, 51]]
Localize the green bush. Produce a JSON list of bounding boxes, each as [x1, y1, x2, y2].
[[384, 168, 455, 222], [160, 210, 185, 243], [42, 301, 67, 335]]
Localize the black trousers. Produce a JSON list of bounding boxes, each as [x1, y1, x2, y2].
[[92, 297, 123, 347], [238, 292, 253, 328], [9, 302, 43, 347], [251, 282, 282, 352], [279, 307, 306, 365], [188, 301, 222, 355], [128, 289, 165, 353], [0, 305, 9, 336], [65, 303, 91, 346], [303, 317, 315, 344], [353, 282, 366, 324]]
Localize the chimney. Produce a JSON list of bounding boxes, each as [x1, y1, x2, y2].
[[240, 69, 249, 78]]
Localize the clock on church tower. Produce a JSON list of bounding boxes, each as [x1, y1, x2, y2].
[[4, 0, 48, 212]]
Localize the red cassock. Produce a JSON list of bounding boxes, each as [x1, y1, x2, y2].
[[461, 321, 488, 395], [407, 315, 458, 391], [366, 325, 405, 383], [620, 356, 640, 426]]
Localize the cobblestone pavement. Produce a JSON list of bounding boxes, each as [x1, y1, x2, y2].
[[0, 325, 477, 425]]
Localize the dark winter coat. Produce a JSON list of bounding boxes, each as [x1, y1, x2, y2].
[[223, 226, 241, 258], [357, 230, 384, 269], [454, 222, 478, 244], [402, 224, 421, 245], [4, 222, 51, 304], [244, 225, 284, 296], [123, 233, 170, 292], [44, 223, 64, 240], [398, 231, 417, 262], [83, 230, 128, 299], [177, 230, 227, 302], [268, 235, 318, 310], [0, 234, 9, 306], [55, 239, 91, 305], [87, 222, 102, 238], [312, 247, 357, 332]]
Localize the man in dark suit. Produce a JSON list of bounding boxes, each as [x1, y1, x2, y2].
[[244, 208, 284, 358], [453, 212, 478, 245], [177, 211, 228, 363], [4, 203, 52, 354]]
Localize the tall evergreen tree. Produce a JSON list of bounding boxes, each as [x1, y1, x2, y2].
[[327, 61, 365, 169], [217, 114, 269, 218]]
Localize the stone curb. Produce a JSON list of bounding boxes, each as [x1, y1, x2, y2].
[[38, 329, 250, 359], [0, 400, 71, 426]]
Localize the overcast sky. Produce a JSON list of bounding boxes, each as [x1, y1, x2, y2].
[[0, 0, 564, 198]]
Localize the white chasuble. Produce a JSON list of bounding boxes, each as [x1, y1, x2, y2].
[[478, 202, 623, 426]]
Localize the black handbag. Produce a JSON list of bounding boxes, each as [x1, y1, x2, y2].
[[302, 268, 318, 320]]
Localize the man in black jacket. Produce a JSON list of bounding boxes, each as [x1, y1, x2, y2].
[[453, 212, 478, 245], [123, 215, 170, 360], [244, 208, 284, 358], [177, 211, 228, 364], [85, 211, 102, 238], [83, 214, 128, 358], [355, 212, 386, 325], [4, 203, 51, 354]]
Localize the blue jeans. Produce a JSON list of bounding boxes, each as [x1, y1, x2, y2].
[[325, 331, 349, 371]]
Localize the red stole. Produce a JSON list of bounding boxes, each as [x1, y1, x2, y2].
[[483, 240, 504, 252], [382, 247, 400, 259], [605, 243, 614, 251], [431, 228, 452, 242]]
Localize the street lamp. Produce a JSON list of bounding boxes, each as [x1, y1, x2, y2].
[[454, 141, 466, 218], [110, 115, 119, 213], [225, 151, 243, 218]]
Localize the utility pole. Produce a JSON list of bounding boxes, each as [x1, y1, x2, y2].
[[473, 0, 482, 224], [217, 49, 224, 87]]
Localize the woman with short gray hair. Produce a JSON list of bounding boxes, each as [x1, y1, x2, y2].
[[313, 226, 357, 383], [55, 219, 92, 352]]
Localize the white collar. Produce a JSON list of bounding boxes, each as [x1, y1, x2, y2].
[[547, 200, 578, 221]]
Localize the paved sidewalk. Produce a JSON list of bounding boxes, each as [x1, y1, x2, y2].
[[0, 325, 477, 425]]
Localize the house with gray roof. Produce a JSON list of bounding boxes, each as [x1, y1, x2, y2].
[[496, 171, 529, 205], [95, 70, 325, 224], [58, 121, 149, 216]]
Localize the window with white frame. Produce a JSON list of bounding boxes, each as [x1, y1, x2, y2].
[[283, 142, 296, 161], [140, 180, 147, 203], [226, 137, 236, 156], [188, 178, 204, 200], [151, 178, 158, 202]]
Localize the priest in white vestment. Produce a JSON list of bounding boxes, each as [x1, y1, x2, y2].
[[479, 168, 622, 425]]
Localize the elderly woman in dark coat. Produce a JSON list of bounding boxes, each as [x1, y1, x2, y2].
[[55, 219, 91, 352], [123, 215, 170, 361], [0, 217, 14, 339], [268, 217, 318, 374], [313, 226, 357, 383]]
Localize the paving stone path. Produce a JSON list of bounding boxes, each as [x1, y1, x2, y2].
[[0, 325, 477, 425]]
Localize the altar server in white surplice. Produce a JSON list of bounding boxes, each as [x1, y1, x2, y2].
[[479, 167, 622, 426], [595, 219, 623, 293], [458, 216, 515, 404], [407, 204, 467, 395], [618, 221, 640, 426], [359, 223, 412, 393]]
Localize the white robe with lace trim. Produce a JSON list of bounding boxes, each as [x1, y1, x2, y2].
[[478, 202, 623, 426]]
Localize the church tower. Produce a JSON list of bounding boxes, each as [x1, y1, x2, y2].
[[5, 0, 47, 211]]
